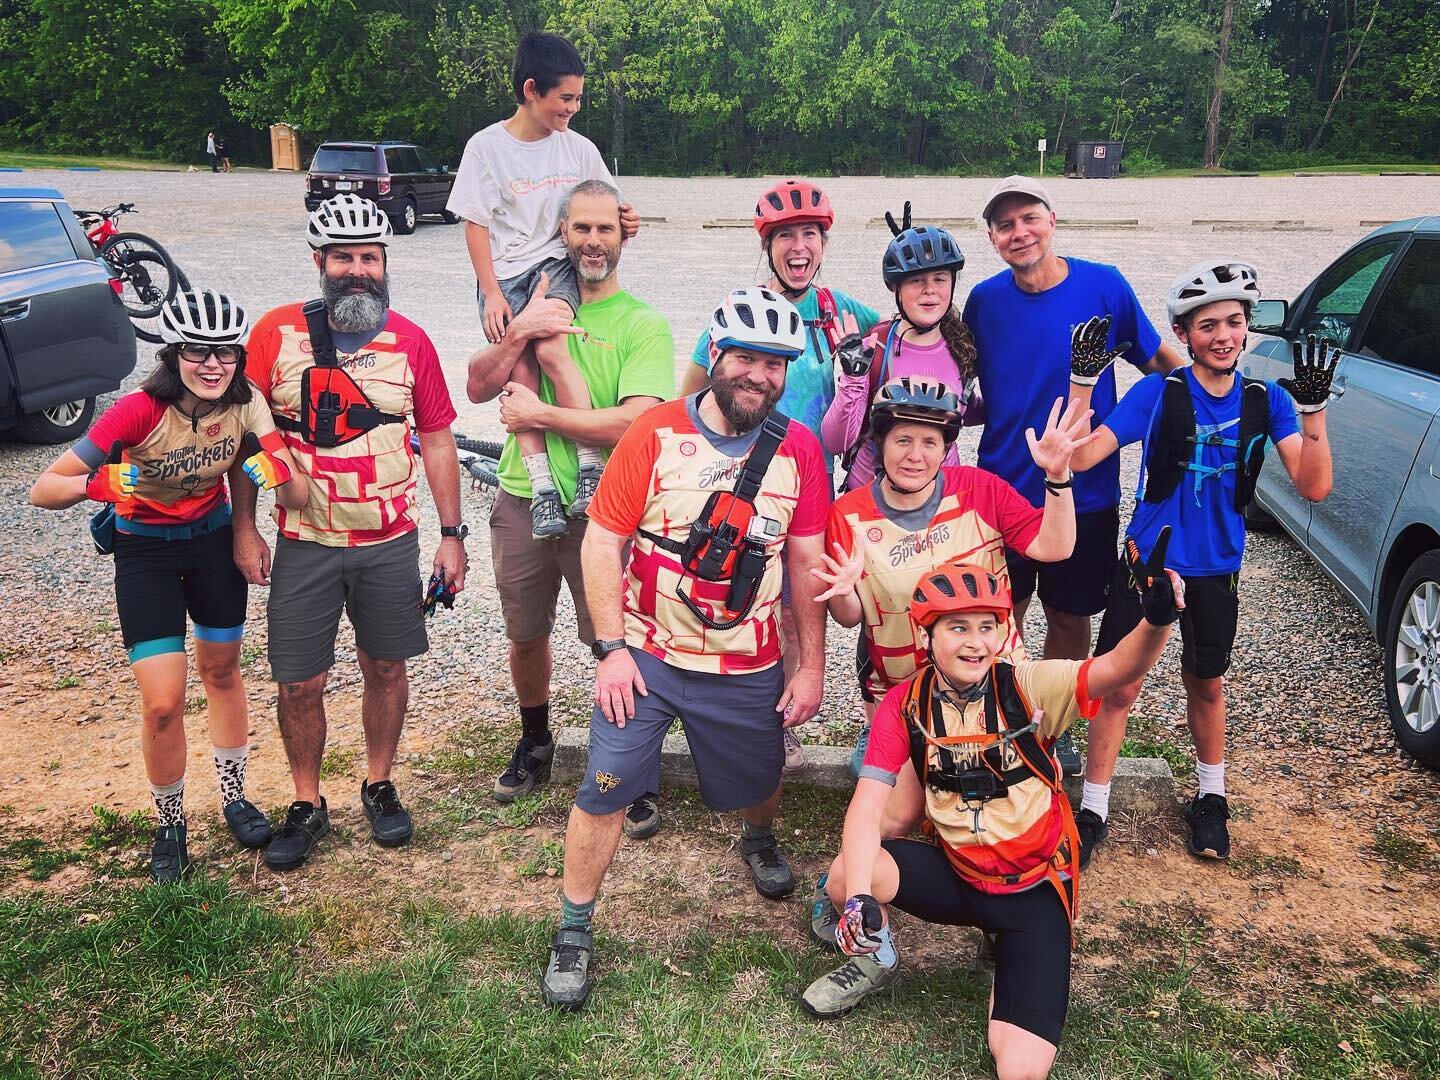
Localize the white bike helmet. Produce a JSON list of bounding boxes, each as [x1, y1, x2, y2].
[[1166, 260, 1260, 324], [306, 193, 392, 249], [707, 286, 806, 370], [159, 288, 248, 346]]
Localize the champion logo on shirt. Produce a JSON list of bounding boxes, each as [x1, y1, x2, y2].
[[508, 172, 582, 196], [888, 522, 952, 567]]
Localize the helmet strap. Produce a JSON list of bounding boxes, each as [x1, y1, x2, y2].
[[879, 467, 938, 500], [893, 274, 955, 336]]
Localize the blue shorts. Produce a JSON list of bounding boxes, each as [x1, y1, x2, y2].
[[575, 648, 785, 815]]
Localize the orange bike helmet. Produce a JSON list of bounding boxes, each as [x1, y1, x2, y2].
[[754, 179, 835, 239], [910, 561, 1012, 628]]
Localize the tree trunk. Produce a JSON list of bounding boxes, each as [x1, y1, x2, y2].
[[906, 115, 928, 167], [1202, 0, 1237, 169], [1315, 2, 1334, 98], [610, 78, 626, 172], [1307, 0, 1380, 151]]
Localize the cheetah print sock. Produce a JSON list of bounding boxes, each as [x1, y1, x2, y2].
[[213, 743, 249, 807], [150, 776, 186, 827]]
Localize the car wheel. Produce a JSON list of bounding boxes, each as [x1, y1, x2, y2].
[[440, 209, 460, 225], [13, 396, 96, 444], [393, 197, 418, 235], [1384, 551, 1440, 769]]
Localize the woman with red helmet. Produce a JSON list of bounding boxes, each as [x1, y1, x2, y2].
[[801, 540, 1186, 1080]]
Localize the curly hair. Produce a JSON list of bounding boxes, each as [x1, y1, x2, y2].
[[936, 307, 978, 384]]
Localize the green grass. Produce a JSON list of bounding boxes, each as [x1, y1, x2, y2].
[[53, 675, 81, 690], [1138, 162, 1440, 178], [0, 879, 1435, 1079], [1366, 827, 1437, 872], [319, 747, 357, 781], [0, 149, 184, 171]]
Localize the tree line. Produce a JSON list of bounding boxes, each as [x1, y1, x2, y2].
[[1, 0, 1435, 174]]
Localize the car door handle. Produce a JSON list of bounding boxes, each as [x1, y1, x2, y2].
[[0, 299, 31, 322]]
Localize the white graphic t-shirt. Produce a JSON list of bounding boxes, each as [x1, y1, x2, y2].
[[446, 123, 614, 279]]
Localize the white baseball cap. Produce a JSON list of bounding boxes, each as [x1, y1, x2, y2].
[[980, 175, 1054, 225]]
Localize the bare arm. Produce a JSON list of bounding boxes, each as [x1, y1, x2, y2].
[[780, 531, 827, 725], [1084, 614, 1174, 700], [582, 521, 651, 725], [466, 286, 583, 404], [1070, 425, 1119, 473], [464, 221, 500, 296], [417, 424, 467, 593], [29, 449, 92, 510], [837, 778, 892, 899], [680, 361, 709, 396], [1022, 484, 1076, 563], [499, 392, 659, 449], [1272, 414, 1332, 502]]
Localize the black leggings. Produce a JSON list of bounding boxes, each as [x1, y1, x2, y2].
[[884, 838, 1072, 1046]]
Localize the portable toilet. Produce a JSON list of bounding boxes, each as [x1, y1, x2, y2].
[[270, 123, 302, 171], [1064, 140, 1124, 178]]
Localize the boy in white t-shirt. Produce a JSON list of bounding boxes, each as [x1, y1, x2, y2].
[[447, 32, 640, 540]]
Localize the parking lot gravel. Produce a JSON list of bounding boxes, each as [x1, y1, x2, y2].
[[1, 170, 1437, 814]]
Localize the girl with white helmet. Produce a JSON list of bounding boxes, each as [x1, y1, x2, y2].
[[1066, 258, 1335, 868], [31, 289, 305, 881]]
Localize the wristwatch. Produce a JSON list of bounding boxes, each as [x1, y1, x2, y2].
[[440, 523, 469, 541], [591, 638, 627, 660]]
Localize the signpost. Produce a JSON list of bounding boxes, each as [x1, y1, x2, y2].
[[1038, 137, 1048, 176]]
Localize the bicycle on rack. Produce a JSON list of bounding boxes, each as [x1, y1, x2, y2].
[[74, 203, 189, 342], [411, 433, 504, 491]]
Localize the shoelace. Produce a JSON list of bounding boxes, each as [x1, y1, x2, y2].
[[553, 944, 586, 974], [828, 961, 867, 989], [533, 493, 566, 531], [281, 801, 317, 834], [574, 469, 600, 500], [503, 741, 536, 783], [748, 839, 784, 869], [368, 782, 402, 815]]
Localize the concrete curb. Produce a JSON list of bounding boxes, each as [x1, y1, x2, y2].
[[553, 728, 1177, 818]]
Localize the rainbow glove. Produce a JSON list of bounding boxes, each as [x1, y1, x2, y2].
[[85, 441, 138, 503], [241, 433, 291, 491]]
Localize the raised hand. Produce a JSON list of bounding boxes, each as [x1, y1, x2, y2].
[[1124, 525, 1185, 626], [241, 432, 291, 490], [830, 312, 872, 377], [84, 441, 138, 503], [836, 894, 885, 955], [811, 541, 866, 602], [1070, 315, 1132, 386], [1279, 334, 1339, 413], [1025, 396, 1098, 478]]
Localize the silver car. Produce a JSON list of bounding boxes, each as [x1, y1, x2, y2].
[[1245, 216, 1440, 767]]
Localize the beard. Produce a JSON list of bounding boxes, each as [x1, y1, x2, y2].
[[569, 242, 620, 284], [322, 271, 390, 332], [710, 366, 783, 432]]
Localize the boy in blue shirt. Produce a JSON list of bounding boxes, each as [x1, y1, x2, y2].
[[1067, 260, 1335, 864]]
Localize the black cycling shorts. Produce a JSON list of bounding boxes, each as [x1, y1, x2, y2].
[[1095, 558, 1239, 679], [113, 525, 247, 661], [1005, 505, 1119, 617], [884, 837, 1072, 1047]]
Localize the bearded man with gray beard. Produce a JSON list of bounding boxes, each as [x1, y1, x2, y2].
[[232, 195, 466, 871]]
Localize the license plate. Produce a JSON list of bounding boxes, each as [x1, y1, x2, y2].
[[334, 180, 353, 191]]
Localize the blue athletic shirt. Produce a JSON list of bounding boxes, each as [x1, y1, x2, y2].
[[691, 286, 879, 473], [963, 258, 1160, 513], [1103, 367, 1300, 576]]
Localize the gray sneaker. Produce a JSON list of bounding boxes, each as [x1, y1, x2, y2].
[[542, 927, 593, 1010], [740, 832, 796, 899], [493, 736, 554, 804], [530, 490, 569, 540], [570, 464, 602, 518], [1054, 729, 1083, 776], [808, 873, 841, 951], [622, 793, 660, 840], [801, 953, 898, 1019]]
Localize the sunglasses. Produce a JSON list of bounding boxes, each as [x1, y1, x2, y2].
[[179, 344, 244, 365]]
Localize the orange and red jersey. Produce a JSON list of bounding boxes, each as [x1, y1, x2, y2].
[[246, 304, 456, 547], [79, 391, 280, 525], [826, 466, 1043, 696], [587, 396, 830, 673]]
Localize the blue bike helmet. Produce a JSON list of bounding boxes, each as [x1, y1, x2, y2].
[[882, 226, 965, 288]]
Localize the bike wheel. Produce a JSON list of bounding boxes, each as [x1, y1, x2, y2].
[[102, 233, 178, 317], [455, 436, 505, 458]]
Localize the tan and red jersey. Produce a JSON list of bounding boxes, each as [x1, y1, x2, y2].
[[587, 396, 830, 674], [246, 304, 456, 547], [826, 466, 1043, 696], [79, 391, 279, 525]]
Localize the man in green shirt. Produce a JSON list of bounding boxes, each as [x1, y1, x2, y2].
[[467, 179, 675, 813]]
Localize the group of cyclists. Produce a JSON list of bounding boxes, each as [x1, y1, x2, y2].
[[28, 30, 1339, 1079]]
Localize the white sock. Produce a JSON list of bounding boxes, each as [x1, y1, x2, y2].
[[576, 445, 604, 471], [1080, 780, 1111, 821], [150, 776, 186, 827], [523, 453, 556, 494], [1195, 758, 1226, 799], [213, 742, 249, 807]]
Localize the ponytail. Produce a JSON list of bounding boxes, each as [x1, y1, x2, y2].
[[937, 307, 977, 384]]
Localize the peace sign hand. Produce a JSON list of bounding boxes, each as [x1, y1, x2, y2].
[[1070, 315, 1132, 386], [1280, 334, 1339, 413], [1025, 396, 1099, 478], [811, 541, 865, 602], [1125, 525, 1186, 626]]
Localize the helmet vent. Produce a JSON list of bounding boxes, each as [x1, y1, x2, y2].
[[788, 189, 802, 210], [766, 193, 783, 212], [735, 303, 756, 329], [930, 573, 957, 599], [960, 573, 981, 598]]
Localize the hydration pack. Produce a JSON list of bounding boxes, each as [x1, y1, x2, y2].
[[1141, 370, 1269, 511]]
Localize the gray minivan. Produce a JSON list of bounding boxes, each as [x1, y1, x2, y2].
[[0, 187, 137, 442], [1244, 216, 1440, 767]]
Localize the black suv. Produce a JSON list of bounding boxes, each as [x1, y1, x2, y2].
[[304, 141, 459, 235]]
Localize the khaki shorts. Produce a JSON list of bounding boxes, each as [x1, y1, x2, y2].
[[268, 530, 427, 683], [489, 489, 595, 644]]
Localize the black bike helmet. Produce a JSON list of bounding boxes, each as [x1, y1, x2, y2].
[[871, 377, 963, 445], [882, 226, 966, 288]]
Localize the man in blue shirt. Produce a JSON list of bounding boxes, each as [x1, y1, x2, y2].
[[1068, 259, 1334, 864], [963, 176, 1185, 777]]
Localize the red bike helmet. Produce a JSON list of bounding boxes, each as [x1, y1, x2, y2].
[[910, 561, 1012, 628], [754, 179, 835, 239]]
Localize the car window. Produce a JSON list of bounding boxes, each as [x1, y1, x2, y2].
[[311, 147, 376, 173], [1358, 238, 1440, 376], [384, 148, 408, 174], [414, 147, 439, 174], [0, 201, 79, 274], [1299, 238, 1401, 348]]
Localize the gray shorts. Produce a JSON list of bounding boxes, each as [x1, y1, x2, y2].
[[268, 530, 427, 683], [575, 648, 785, 815], [489, 489, 594, 644], [479, 255, 580, 321]]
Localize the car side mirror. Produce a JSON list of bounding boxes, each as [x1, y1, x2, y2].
[[1250, 299, 1288, 333]]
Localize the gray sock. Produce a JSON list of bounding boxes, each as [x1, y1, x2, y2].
[[740, 819, 773, 842], [560, 894, 596, 932], [150, 776, 186, 827], [213, 743, 249, 807]]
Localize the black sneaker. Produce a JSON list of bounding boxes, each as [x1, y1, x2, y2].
[[1054, 730, 1083, 777], [542, 927, 593, 1010], [151, 824, 190, 883], [222, 798, 273, 849], [264, 798, 330, 871], [622, 793, 660, 840], [739, 832, 796, 899], [1184, 793, 1231, 860], [493, 736, 554, 804], [1076, 808, 1109, 871], [361, 779, 414, 847]]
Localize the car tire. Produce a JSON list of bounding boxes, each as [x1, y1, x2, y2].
[[13, 396, 96, 444], [440, 209, 460, 225], [392, 197, 418, 235], [1383, 551, 1440, 769]]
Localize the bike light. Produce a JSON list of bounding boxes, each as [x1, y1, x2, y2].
[[109, 278, 123, 297], [378, 177, 391, 196]]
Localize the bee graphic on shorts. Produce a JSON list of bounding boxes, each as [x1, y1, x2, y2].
[[594, 771, 621, 793]]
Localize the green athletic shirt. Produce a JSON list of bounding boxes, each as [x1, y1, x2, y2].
[[498, 288, 676, 505]]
